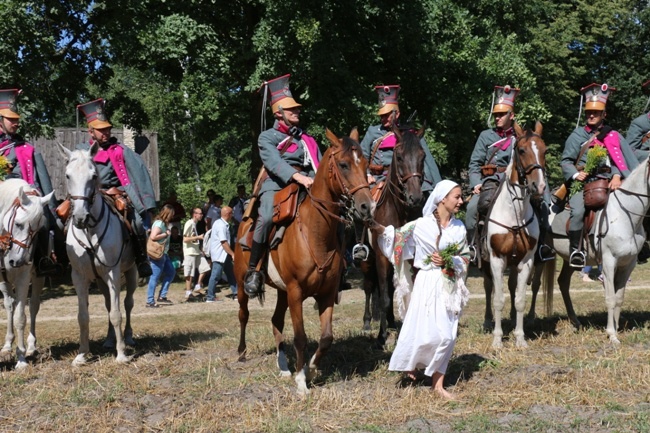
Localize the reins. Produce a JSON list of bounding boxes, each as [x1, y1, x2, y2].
[[377, 142, 423, 209]]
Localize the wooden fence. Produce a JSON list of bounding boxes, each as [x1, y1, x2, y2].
[[30, 128, 159, 201]]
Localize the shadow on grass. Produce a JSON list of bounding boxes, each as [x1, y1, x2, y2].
[[393, 353, 489, 389]]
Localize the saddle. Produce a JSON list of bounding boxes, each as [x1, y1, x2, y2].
[[56, 187, 134, 233]]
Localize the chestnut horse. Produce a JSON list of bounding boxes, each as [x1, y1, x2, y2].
[[360, 126, 425, 346], [481, 122, 553, 348], [234, 128, 374, 395]]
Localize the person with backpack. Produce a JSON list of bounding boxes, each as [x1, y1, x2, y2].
[[206, 206, 237, 302]]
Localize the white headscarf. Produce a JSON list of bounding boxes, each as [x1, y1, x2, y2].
[[422, 179, 459, 217]]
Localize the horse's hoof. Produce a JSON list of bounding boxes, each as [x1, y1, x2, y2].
[[516, 339, 529, 349], [115, 354, 132, 364], [492, 338, 503, 350], [609, 336, 621, 347], [25, 348, 38, 358], [72, 354, 88, 367], [482, 322, 494, 333], [102, 340, 116, 350], [15, 360, 28, 370], [362, 323, 371, 332], [124, 337, 136, 347]]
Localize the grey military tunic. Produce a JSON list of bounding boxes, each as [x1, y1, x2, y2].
[[253, 121, 321, 243], [359, 124, 441, 192], [626, 113, 650, 163], [561, 126, 638, 231]]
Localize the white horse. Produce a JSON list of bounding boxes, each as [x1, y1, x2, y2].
[[541, 156, 650, 346], [0, 179, 53, 368], [59, 142, 137, 365], [482, 122, 550, 348]]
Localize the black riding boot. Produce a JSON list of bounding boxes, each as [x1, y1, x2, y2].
[[534, 204, 555, 263], [568, 230, 585, 268], [34, 229, 62, 277], [244, 241, 266, 297], [132, 233, 153, 277]]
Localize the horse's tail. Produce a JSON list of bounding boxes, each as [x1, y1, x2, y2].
[[543, 258, 556, 317]]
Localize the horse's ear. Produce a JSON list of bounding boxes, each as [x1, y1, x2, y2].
[[89, 141, 100, 157], [514, 122, 525, 138], [18, 186, 29, 207], [534, 121, 543, 136], [392, 124, 403, 140], [417, 121, 427, 138], [40, 191, 55, 206], [56, 141, 72, 160], [349, 127, 359, 142], [325, 128, 340, 148]]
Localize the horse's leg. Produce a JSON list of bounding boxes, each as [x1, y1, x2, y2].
[[375, 257, 391, 348], [123, 268, 137, 347], [361, 262, 373, 331], [527, 262, 543, 323], [12, 271, 32, 369], [286, 287, 309, 395], [106, 268, 129, 364], [272, 289, 291, 377], [308, 291, 336, 383], [513, 260, 533, 348], [237, 284, 250, 362], [0, 281, 15, 355], [491, 258, 507, 349], [611, 259, 635, 340], [386, 266, 396, 329], [482, 267, 495, 333], [72, 270, 92, 366], [557, 261, 581, 330], [508, 268, 517, 324], [98, 279, 116, 349], [26, 274, 45, 358]]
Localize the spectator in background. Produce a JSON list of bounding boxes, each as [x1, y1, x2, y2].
[[206, 206, 237, 302], [205, 194, 223, 229], [168, 226, 183, 271], [183, 207, 204, 300], [146, 205, 176, 307], [229, 184, 248, 246], [163, 191, 186, 232]]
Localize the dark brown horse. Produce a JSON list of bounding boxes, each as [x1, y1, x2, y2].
[[360, 126, 426, 347], [234, 128, 374, 395]]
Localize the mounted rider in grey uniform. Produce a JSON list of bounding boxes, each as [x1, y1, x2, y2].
[[76, 98, 157, 278], [561, 83, 638, 268], [352, 84, 442, 261], [0, 89, 59, 276], [466, 85, 554, 262], [243, 74, 322, 297]]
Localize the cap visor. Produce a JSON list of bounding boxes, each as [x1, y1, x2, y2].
[[584, 102, 605, 111], [88, 119, 113, 129], [377, 104, 398, 116], [0, 109, 20, 119]]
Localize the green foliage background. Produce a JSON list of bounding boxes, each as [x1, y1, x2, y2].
[[1, 0, 646, 210]]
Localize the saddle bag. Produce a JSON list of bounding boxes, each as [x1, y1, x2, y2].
[[368, 163, 385, 176], [583, 177, 609, 211], [56, 199, 71, 223], [272, 183, 300, 225]]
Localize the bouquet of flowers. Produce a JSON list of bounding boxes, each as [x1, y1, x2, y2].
[[0, 155, 10, 181], [425, 242, 461, 280], [569, 144, 607, 197]]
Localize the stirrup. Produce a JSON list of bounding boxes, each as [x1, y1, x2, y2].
[[569, 250, 586, 268], [352, 244, 369, 262], [244, 270, 265, 298], [537, 244, 556, 263], [469, 244, 478, 264]]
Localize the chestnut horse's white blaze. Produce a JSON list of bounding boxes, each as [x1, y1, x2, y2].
[[0, 179, 53, 369], [58, 142, 138, 366]]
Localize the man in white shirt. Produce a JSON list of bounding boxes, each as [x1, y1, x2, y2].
[[206, 206, 237, 302]]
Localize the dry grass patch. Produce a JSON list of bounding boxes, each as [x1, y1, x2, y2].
[[0, 263, 649, 432]]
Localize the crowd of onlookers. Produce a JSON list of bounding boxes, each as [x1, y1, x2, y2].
[[145, 184, 248, 307]]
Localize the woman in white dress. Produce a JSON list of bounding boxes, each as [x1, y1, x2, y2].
[[370, 180, 470, 399]]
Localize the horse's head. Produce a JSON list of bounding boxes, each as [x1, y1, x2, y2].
[[324, 128, 375, 222], [390, 125, 426, 207], [512, 122, 547, 197], [59, 142, 101, 229], [0, 183, 53, 268]]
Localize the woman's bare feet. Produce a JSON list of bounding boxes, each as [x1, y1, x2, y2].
[[406, 370, 418, 381], [431, 371, 454, 399], [432, 386, 454, 400]]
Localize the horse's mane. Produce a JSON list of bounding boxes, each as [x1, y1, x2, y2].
[[398, 129, 423, 154], [340, 135, 356, 152]]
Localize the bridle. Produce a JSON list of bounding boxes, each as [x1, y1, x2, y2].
[[0, 194, 41, 253], [511, 133, 546, 198], [378, 141, 424, 209]]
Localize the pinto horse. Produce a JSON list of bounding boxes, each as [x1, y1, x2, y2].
[[360, 126, 425, 346], [234, 128, 374, 395], [530, 154, 650, 345], [481, 122, 553, 348], [59, 143, 138, 365], [0, 179, 53, 369]]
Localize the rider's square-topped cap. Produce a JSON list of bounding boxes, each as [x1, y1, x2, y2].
[[77, 98, 112, 129], [491, 85, 519, 114], [0, 89, 21, 119], [375, 85, 400, 116], [266, 74, 301, 114], [581, 83, 615, 111]]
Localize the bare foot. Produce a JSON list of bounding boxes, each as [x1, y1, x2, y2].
[[432, 386, 454, 400], [406, 370, 418, 381]]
